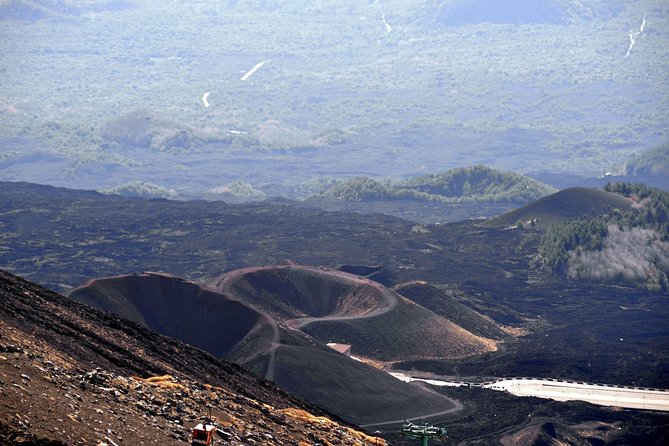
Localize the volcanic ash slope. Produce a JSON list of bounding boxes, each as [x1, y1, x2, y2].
[[69, 269, 461, 425], [215, 265, 499, 361]]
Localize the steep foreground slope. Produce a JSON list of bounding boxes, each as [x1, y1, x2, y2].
[[69, 269, 461, 425], [0, 269, 385, 445]]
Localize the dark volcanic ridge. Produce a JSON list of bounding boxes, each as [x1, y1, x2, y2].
[[394, 281, 511, 341], [486, 187, 632, 228], [0, 180, 542, 291], [68, 267, 467, 425], [0, 269, 388, 446]]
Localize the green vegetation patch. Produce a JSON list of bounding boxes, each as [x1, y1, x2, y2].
[[100, 109, 230, 152], [206, 181, 266, 200], [100, 180, 176, 199], [319, 165, 555, 203]]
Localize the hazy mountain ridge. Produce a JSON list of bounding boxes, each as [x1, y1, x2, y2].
[[416, 0, 623, 26], [211, 0, 625, 25], [1, 0, 667, 196], [0, 0, 133, 21]]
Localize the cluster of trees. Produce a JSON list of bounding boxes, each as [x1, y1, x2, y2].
[[319, 165, 555, 204], [207, 181, 266, 200], [565, 225, 669, 291], [101, 181, 176, 199], [604, 182, 669, 236], [541, 218, 610, 270], [540, 183, 669, 290], [100, 110, 210, 152]]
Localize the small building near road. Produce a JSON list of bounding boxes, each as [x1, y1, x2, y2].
[[326, 343, 352, 356]]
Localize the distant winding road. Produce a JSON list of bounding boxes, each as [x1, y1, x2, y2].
[[359, 399, 464, 428], [390, 372, 669, 412]]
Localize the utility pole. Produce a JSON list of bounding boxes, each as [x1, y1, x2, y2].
[[401, 421, 448, 446]]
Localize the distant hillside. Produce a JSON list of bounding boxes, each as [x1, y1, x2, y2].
[[623, 143, 669, 178], [218, 0, 622, 25], [0, 0, 82, 20], [319, 166, 555, 204], [540, 183, 669, 291], [0, 0, 132, 21], [486, 187, 632, 228], [415, 0, 623, 26]]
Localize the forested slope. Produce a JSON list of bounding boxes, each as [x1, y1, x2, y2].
[[540, 183, 669, 290]]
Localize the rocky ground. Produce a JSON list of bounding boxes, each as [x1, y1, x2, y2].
[[0, 269, 384, 446]]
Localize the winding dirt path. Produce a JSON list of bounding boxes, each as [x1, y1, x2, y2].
[[359, 398, 464, 429], [284, 279, 399, 330], [263, 318, 281, 381]]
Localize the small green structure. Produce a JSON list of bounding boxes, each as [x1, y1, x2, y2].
[[401, 421, 448, 446]]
